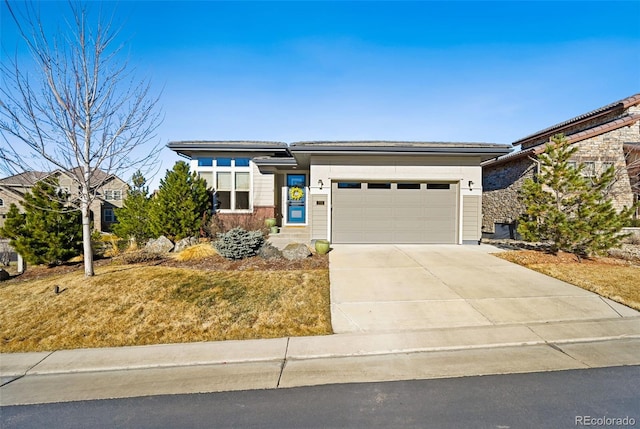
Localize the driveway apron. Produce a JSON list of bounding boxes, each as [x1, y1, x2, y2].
[[329, 244, 639, 333]]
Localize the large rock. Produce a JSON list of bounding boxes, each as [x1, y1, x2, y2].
[[0, 269, 10, 281], [174, 236, 199, 253], [282, 243, 311, 261], [145, 236, 175, 254], [258, 242, 283, 260]]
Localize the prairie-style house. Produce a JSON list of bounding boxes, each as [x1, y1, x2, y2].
[[169, 141, 510, 244]]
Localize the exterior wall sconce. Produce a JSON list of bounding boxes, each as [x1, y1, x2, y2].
[[318, 179, 324, 190], [468, 180, 474, 189]]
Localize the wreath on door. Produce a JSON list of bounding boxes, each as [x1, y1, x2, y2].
[[289, 186, 304, 201]]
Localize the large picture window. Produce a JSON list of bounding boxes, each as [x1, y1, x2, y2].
[[198, 157, 251, 212]]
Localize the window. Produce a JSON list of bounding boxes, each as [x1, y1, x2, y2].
[[583, 162, 596, 177], [103, 208, 116, 223], [427, 183, 450, 190], [198, 172, 214, 189], [337, 182, 362, 189], [602, 162, 615, 172], [235, 172, 250, 209], [104, 189, 122, 200], [195, 158, 252, 211], [216, 157, 232, 167], [213, 171, 250, 211], [367, 183, 391, 189], [216, 172, 231, 210], [398, 183, 421, 190], [567, 161, 577, 170], [198, 158, 213, 167], [0, 198, 3, 207]]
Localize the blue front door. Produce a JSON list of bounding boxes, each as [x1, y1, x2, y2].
[[287, 174, 306, 224]]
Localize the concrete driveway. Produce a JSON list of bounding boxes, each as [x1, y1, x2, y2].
[[330, 244, 639, 333]]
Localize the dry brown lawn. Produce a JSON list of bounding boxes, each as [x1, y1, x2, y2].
[[495, 250, 640, 311], [0, 255, 331, 353]]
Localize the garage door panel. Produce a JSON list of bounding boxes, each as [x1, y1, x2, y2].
[[332, 181, 458, 244], [392, 209, 426, 219]]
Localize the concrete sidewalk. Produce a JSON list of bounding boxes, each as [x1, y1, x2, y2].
[[2, 318, 640, 405], [2, 244, 640, 406]]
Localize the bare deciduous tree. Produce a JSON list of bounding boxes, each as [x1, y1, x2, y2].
[[0, 1, 162, 276]]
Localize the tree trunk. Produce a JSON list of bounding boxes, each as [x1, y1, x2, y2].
[[82, 202, 94, 277]]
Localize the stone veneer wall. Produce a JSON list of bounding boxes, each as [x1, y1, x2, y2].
[[482, 157, 536, 233], [568, 121, 637, 211], [482, 117, 639, 235]]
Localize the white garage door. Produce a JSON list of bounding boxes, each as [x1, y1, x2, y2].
[[332, 181, 458, 244]]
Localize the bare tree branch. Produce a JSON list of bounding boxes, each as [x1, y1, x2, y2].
[[0, 1, 163, 276]]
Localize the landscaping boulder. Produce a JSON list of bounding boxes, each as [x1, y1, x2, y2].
[[258, 242, 283, 260], [282, 243, 311, 261], [145, 236, 174, 254], [0, 269, 10, 281], [174, 236, 199, 253]]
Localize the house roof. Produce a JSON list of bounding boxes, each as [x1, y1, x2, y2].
[[290, 140, 508, 150], [167, 141, 290, 158], [513, 93, 640, 147], [483, 113, 640, 168], [0, 171, 48, 186], [289, 141, 511, 165], [167, 140, 512, 166], [0, 168, 118, 188]]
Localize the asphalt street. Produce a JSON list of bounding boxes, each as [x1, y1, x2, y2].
[[2, 366, 639, 429]]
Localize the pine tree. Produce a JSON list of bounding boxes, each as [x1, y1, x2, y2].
[[0, 178, 83, 265], [113, 171, 153, 244], [518, 134, 637, 260], [148, 161, 211, 241]]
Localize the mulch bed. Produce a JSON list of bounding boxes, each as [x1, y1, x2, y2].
[[496, 249, 634, 267], [161, 253, 329, 271], [3, 252, 329, 283]]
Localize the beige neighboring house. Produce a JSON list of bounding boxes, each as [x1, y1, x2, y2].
[[0, 168, 128, 233], [168, 140, 510, 244], [482, 93, 640, 238]]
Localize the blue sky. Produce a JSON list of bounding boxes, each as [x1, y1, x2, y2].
[[2, 1, 640, 189]]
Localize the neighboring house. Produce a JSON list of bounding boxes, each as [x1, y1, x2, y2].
[[482, 93, 640, 238], [168, 141, 510, 244], [0, 168, 128, 233]]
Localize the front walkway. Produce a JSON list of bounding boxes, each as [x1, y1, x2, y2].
[[329, 244, 639, 333]]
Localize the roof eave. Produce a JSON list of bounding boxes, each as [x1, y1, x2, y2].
[[167, 141, 290, 152], [290, 146, 511, 156]]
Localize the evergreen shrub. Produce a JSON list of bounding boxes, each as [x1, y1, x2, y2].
[[214, 228, 264, 260]]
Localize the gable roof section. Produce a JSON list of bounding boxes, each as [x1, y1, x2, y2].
[[483, 113, 640, 168], [0, 171, 48, 186], [514, 93, 640, 149], [0, 168, 120, 190]]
